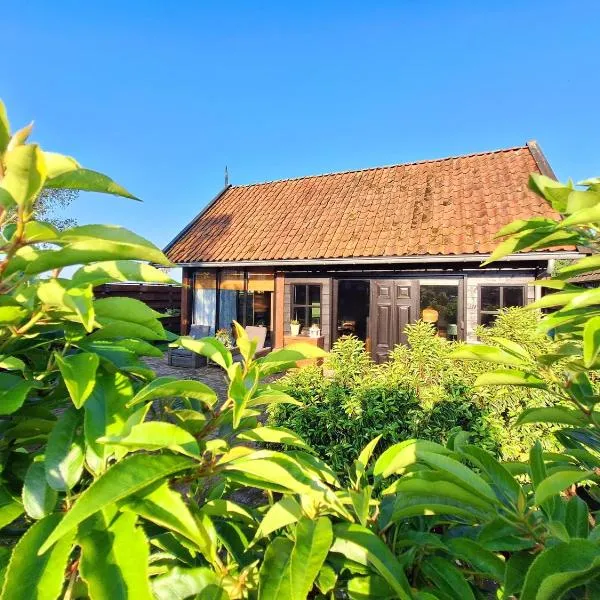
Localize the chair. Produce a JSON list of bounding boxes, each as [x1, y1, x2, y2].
[[244, 325, 271, 358], [167, 324, 211, 368]]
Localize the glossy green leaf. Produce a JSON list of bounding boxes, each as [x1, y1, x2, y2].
[[256, 343, 328, 376], [45, 167, 139, 200], [347, 575, 396, 600], [559, 202, 600, 227], [258, 537, 293, 599], [416, 450, 497, 502], [172, 337, 232, 370], [0, 299, 28, 325], [504, 551, 535, 598], [22, 458, 58, 520], [445, 538, 504, 581], [535, 470, 594, 506], [233, 321, 257, 364], [556, 254, 600, 280], [252, 496, 303, 544], [374, 439, 450, 478], [0, 485, 23, 529], [37, 278, 95, 332], [528, 173, 572, 211], [55, 352, 99, 408], [39, 453, 195, 553], [451, 345, 527, 366], [521, 539, 600, 600], [71, 260, 176, 286], [237, 425, 311, 451], [1, 514, 75, 600], [128, 376, 216, 408], [42, 152, 79, 178], [152, 567, 227, 600], [0, 374, 37, 415], [45, 406, 84, 491], [565, 495, 589, 538], [331, 523, 412, 600], [1, 144, 46, 209], [355, 435, 382, 481], [289, 517, 333, 600], [421, 555, 475, 600], [0, 99, 9, 153], [583, 315, 600, 367], [100, 422, 200, 458], [316, 564, 337, 595], [474, 369, 547, 388], [461, 445, 522, 508], [83, 371, 137, 474], [79, 510, 153, 599], [516, 407, 586, 427]]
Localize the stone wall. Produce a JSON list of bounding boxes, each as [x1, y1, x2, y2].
[[464, 273, 540, 342]]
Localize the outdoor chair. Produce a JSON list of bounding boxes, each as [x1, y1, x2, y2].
[[243, 325, 271, 358], [167, 324, 211, 368]]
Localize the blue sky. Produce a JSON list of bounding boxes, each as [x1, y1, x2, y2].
[[3, 0, 600, 272]]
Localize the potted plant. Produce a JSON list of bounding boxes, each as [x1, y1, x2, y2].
[[215, 328, 235, 349], [290, 319, 301, 336]]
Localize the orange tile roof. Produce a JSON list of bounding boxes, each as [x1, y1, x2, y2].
[[165, 142, 563, 264]]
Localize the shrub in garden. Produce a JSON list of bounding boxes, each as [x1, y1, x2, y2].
[[272, 316, 558, 474], [3, 96, 600, 598]]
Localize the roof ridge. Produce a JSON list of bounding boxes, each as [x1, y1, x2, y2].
[[231, 143, 531, 188]]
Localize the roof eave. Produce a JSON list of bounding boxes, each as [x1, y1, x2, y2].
[[172, 250, 582, 268], [163, 185, 232, 256]]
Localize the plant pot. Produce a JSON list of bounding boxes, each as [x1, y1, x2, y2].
[[290, 323, 301, 337]]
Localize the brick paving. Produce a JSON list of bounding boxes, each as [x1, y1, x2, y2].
[[145, 354, 230, 400]]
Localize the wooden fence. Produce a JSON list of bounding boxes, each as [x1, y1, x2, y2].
[[94, 283, 182, 334]]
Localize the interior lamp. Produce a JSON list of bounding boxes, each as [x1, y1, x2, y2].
[[422, 306, 439, 323]]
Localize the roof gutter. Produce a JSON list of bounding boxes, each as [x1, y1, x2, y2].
[[173, 251, 582, 268], [163, 184, 232, 255]]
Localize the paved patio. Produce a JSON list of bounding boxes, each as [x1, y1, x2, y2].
[[145, 354, 230, 399]]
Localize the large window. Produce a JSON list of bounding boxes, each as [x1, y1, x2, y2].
[[479, 285, 525, 326], [291, 284, 321, 327], [420, 284, 459, 339], [193, 271, 217, 334]]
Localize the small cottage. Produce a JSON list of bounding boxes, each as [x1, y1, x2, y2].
[[165, 142, 579, 362]]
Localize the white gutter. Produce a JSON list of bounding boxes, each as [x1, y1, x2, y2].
[[174, 251, 582, 268]]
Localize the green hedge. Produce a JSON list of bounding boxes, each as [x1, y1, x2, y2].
[[269, 309, 558, 476]]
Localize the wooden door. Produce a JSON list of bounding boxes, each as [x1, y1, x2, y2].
[[370, 280, 419, 363]]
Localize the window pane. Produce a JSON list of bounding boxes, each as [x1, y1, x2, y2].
[[420, 285, 459, 339], [293, 306, 307, 325], [193, 271, 217, 334], [309, 285, 321, 304], [480, 312, 497, 327], [309, 306, 321, 326], [293, 285, 307, 304], [481, 287, 500, 311], [504, 286, 524, 308]]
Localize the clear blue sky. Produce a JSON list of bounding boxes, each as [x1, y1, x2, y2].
[[3, 0, 600, 268]]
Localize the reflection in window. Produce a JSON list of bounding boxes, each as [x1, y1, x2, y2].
[[193, 271, 217, 334], [420, 285, 459, 339], [337, 280, 370, 341], [292, 284, 321, 328], [218, 270, 246, 330], [479, 285, 525, 326]]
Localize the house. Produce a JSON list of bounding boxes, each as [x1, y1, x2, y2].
[[164, 141, 580, 362]]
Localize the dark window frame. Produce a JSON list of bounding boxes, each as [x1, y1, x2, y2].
[[478, 284, 527, 325], [291, 283, 322, 328]]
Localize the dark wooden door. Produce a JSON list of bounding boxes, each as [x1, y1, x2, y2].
[[370, 280, 419, 363]]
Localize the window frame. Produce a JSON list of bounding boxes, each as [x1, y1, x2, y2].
[[477, 283, 527, 325], [291, 283, 322, 328]]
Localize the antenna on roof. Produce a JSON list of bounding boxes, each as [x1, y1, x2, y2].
[[224, 166, 229, 187]]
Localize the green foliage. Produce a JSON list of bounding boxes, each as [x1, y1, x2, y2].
[[3, 97, 600, 599], [271, 320, 557, 476]]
